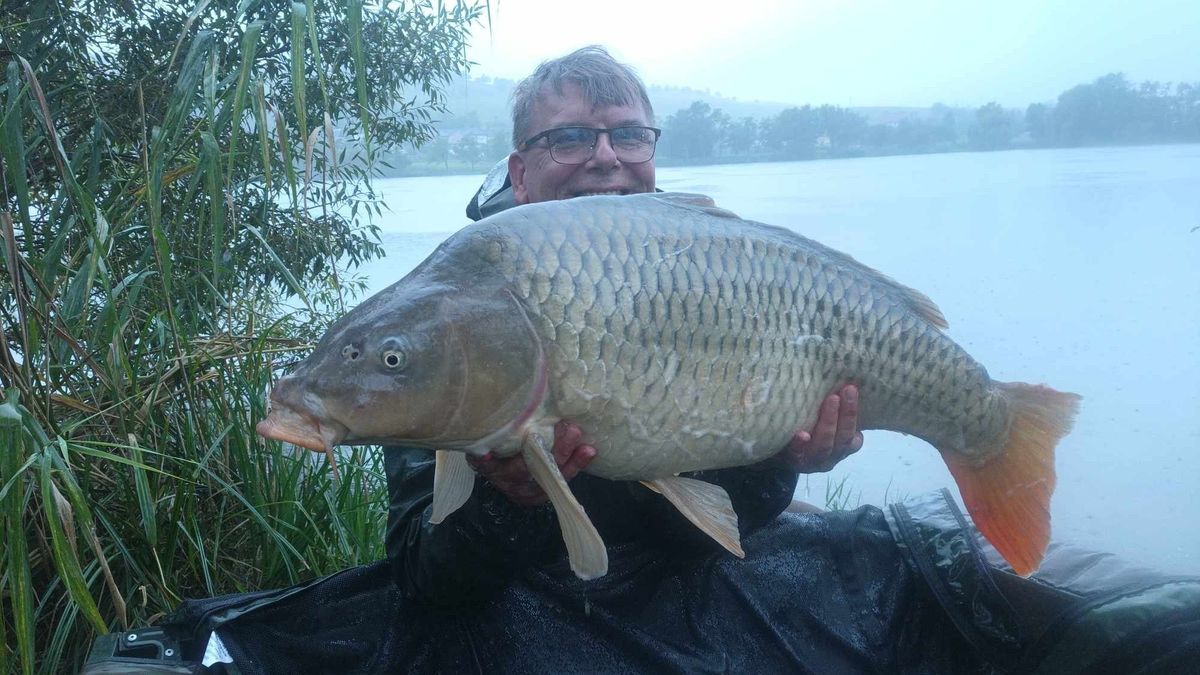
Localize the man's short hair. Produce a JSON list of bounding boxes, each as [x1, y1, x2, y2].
[[510, 45, 655, 149]]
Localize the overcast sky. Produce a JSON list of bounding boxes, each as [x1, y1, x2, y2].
[[465, 0, 1200, 108]]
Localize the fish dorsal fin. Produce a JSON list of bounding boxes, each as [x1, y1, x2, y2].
[[653, 192, 741, 219], [641, 477, 745, 559], [523, 431, 608, 579], [868, 270, 950, 329], [651, 193, 947, 329], [900, 287, 947, 329], [763, 224, 950, 330], [824, 246, 948, 329], [430, 450, 475, 524]]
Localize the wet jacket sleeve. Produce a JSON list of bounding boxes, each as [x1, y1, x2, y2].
[[383, 446, 560, 607]]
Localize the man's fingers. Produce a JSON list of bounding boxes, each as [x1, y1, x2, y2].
[[848, 433, 864, 453], [810, 393, 841, 449], [559, 445, 596, 481], [552, 420, 596, 480], [465, 423, 594, 507], [832, 385, 859, 449], [491, 456, 534, 485], [552, 421, 582, 465], [464, 452, 493, 473], [470, 454, 533, 487], [491, 461, 548, 505]]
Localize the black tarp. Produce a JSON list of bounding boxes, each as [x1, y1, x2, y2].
[[85, 490, 1200, 674]]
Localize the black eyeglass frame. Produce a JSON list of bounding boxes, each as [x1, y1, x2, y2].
[[517, 125, 663, 165]]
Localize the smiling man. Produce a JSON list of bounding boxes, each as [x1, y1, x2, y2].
[[508, 80, 658, 202]]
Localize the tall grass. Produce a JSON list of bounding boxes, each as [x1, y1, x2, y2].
[[0, 2, 478, 670]]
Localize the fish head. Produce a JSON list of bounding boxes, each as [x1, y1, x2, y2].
[[257, 279, 544, 455]]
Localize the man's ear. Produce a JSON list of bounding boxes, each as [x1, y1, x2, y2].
[[508, 152, 529, 205]]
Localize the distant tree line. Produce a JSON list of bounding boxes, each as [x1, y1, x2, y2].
[[656, 73, 1200, 164]]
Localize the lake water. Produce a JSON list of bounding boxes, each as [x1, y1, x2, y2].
[[353, 144, 1200, 576]]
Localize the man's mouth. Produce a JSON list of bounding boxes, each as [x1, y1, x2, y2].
[[573, 189, 628, 197]]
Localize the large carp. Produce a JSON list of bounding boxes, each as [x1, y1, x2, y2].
[[257, 193, 1080, 579]]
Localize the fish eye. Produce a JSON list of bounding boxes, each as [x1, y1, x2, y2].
[[341, 344, 361, 361], [379, 336, 411, 370], [382, 349, 407, 369]]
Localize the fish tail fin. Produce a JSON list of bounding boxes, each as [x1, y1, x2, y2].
[[944, 382, 1081, 576]]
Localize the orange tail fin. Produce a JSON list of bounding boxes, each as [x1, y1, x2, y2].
[[944, 383, 1081, 576]]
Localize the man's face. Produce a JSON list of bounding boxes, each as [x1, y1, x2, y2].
[[508, 82, 656, 204]]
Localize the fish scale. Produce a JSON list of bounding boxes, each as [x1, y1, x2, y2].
[[258, 191, 1080, 577]]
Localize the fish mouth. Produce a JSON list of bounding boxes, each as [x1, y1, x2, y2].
[[256, 405, 345, 453]]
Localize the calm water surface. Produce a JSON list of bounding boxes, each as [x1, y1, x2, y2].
[[354, 145, 1200, 575]]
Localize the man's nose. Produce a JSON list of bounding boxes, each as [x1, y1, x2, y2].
[[589, 131, 620, 166]]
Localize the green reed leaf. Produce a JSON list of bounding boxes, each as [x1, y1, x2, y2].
[[3, 63, 32, 232], [290, 2, 308, 153], [1, 394, 36, 675], [346, 0, 371, 160], [253, 79, 273, 191], [40, 451, 107, 633], [200, 131, 225, 291], [228, 21, 264, 185]]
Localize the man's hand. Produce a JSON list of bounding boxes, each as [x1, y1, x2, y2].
[[770, 384, 864, 473], [466, 421, 596, 506]]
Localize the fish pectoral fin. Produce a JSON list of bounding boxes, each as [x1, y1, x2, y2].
[[523, 432, 608, 580], [430, 450, 475, 524], [646, 477, 745, 559]]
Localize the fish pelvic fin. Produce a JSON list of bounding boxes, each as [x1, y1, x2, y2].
[[523, 431, 608, 579], [642, 477, 745, 559], [945, 382, 1081, 577], [430, 450, 475, 524]]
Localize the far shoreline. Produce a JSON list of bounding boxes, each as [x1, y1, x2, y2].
[[378, 140, 1200, 179]]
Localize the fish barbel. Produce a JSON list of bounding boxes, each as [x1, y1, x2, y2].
[[257, 193, 1080, 579]]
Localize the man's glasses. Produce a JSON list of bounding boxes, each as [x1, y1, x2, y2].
[[518, 126, 662, 165]]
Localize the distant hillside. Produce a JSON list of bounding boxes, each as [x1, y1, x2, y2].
[[436, 76, 515, 131], [429, 75, 931, 133], [382, 72, 1197, 177], [385, 75, 969, 176], [646, 85, 792, 122]]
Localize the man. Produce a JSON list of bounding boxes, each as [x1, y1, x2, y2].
[[384, 46, 864, 603]]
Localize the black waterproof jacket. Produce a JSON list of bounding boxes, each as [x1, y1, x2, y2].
[[384, 446, 801, 606]]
